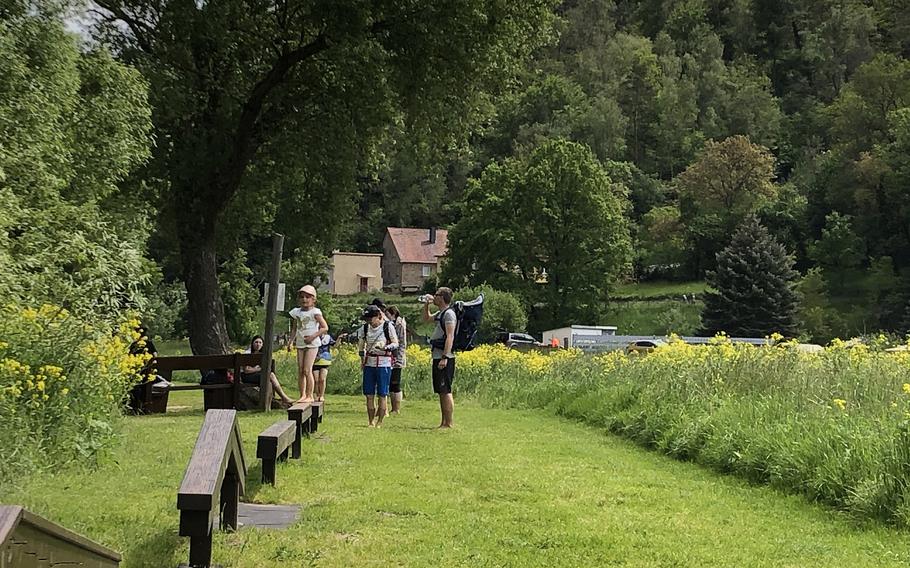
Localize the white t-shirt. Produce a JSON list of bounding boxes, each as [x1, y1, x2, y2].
[[357, 321, 398, 367], [289, 307, 323, 348]]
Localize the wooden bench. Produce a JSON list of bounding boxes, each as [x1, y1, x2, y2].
[[141, 353, 265, 412], [0, 505, 121, 567], [177, 409, 246, 568], [256, 420, 296, 485], [286, 403, 314, 459]]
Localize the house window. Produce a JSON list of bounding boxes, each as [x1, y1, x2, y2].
[[421, 265, 432, 278]]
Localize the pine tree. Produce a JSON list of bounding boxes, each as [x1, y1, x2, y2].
[[701, 217, 800, 337]]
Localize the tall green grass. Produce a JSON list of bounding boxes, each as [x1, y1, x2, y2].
[[320, 342, 910, 526]]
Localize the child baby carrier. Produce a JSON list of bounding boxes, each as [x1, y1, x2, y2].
[[430, 293, 484, 352]]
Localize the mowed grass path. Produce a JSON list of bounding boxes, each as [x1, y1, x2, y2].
[[8, 393, 910, 567]]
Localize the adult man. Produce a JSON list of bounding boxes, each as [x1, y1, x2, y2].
[[423, 287, 456, 428]]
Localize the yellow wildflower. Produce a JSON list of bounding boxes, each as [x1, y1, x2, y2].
[[903, 383, 910, 394], [832, 398, 847, 411]]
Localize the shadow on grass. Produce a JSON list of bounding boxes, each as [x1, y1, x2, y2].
[[124, 527, 183, 568]]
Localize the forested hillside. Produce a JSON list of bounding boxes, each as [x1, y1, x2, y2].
[[422, 1, 910, 340], [143, 0, 910, 342], [5, 0, 910, 347]]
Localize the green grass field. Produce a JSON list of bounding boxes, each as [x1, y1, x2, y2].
[[613, 281, 709, 299], [6, 392, 910, 567]]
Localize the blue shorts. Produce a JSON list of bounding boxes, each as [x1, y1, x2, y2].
[[362, 366, 392, 397]]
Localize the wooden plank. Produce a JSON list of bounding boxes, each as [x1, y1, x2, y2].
[[256, 421, 296, 459], [237, 503, 300, 529], [256, 420, 297, 485], [167, 384, 233, 392], [286, 403, 313, 459], [153, 354, 262, 372], [0, 505, 22, 549], [177, 410, 245, 512], [0, 506, 121, 567]]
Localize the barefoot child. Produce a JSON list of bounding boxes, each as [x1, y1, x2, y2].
[[357, 305, 398, 427], [312, 333, 335, 402], [286, 285, 327, 402]]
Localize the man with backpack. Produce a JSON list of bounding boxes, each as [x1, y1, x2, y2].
[[423, 286, 457, 428]]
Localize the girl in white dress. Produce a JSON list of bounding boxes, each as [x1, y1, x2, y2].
[[286, 284, 328, 402]]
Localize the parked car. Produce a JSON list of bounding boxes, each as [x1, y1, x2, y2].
[[496, 332, 544, 348], [626, 339, 667, 354]]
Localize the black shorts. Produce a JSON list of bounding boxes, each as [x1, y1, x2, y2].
[[240, 372, 261, 385], [431, 358, 455, 394], [390, 368, 403, 393]]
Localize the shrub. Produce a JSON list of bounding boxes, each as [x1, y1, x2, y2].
[[0, 304, 148, 487], [456, 285, 528, 343]]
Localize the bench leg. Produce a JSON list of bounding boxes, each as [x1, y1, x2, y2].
[[188, 534, 212, 568], [279, 448, 289, 462], [262, 458, 276, 485], [220, 474, 240, 531], [291, 419, 302, 459], [309, 411, 319, 434]]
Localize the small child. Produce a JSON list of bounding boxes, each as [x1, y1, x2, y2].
[[312, 333, 335, 402], [357, 305, 398, 427], [286, 285, 328, 402]]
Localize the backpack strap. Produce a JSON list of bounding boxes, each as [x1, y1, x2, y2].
[[438, 307, 456, 341]]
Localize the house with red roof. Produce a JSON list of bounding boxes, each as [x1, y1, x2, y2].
[[381, 227, 448, 292]]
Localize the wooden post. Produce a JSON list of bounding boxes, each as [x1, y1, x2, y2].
[[260, 233, 284, 411]]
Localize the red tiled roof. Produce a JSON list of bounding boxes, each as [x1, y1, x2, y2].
[[386, 227, 448, 264]]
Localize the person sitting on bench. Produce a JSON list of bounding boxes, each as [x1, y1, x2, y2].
[[242, 335, 294, 407]]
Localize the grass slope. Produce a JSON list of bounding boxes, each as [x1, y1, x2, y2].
[[8, 394, 910, 567]]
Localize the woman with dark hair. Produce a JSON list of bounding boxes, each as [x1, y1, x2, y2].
[[386, 305, 406, 414], [243, 335, 294, 407]]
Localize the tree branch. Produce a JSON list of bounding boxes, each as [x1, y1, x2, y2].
[[93, 0, 154, 53], [215, 32, 330, 205]]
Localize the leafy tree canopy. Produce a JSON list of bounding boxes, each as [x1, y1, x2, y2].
[[92, 0, 558, 352], [0, 7, 153, 322], [445, 138, 633, 331]]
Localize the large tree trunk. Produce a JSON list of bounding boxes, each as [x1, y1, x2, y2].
[[177, 203, 230, 355]]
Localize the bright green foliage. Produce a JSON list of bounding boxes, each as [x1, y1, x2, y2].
[[797, 267, 845, 342], [445, 139, 633, 330], [93, 0, 558, 354], [0, 9, 153, 322], [219, 249, 260, 343], [0, 305, 147, 484], [702, 217, 801, 337], [456, 285, 528, 342], [829, 54, 910, 156], [677, 135, 777, 274], [809, 212, 865, 290], [636, 205, 689, 277]]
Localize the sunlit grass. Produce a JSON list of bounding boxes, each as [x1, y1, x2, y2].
[[6, 393, 910, 567]]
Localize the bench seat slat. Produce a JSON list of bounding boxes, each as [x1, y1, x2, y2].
[[154, 354, 262, 372], [177, 410, 246, 512], [167, 383, 233, 391], [256, 421, 296, 459]]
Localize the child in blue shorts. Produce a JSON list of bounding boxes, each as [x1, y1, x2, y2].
[[357, 305, 399, 427]]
